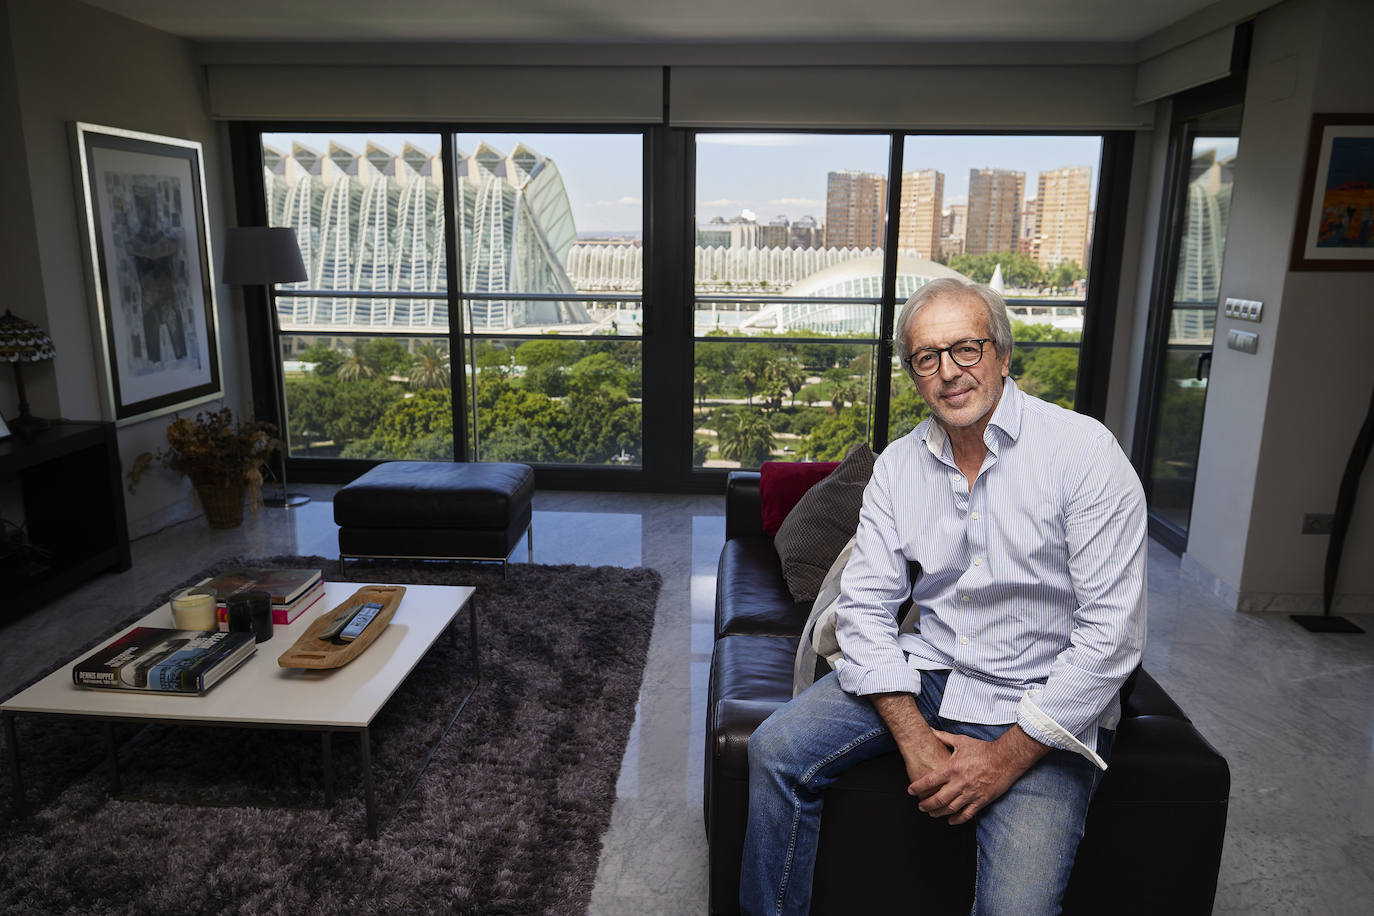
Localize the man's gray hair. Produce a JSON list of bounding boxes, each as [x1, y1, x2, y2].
[[893, 278, 1013, 381]]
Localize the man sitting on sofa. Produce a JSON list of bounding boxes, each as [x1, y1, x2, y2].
[[741, 277, 1146, 916]]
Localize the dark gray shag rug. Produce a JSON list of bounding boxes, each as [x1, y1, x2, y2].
[[0, 556, 662, 915]]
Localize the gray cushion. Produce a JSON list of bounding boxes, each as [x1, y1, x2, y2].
[[773, 443, 876, 603]]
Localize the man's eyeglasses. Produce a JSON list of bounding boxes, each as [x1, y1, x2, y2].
[[906, 338, 991, 377]]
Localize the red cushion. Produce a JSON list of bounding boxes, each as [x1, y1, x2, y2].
[[759, 461, 840, 536]]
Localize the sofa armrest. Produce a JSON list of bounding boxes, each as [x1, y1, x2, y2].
[[725, 471, 764, 541]]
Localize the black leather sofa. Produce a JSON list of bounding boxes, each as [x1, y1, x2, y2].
[[706, 471, 1230, 915]]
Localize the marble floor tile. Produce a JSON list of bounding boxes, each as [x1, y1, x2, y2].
[[4, 488, 1374, 915]]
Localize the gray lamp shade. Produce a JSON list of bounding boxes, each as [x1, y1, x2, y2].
[[221, 227, 308, 286]]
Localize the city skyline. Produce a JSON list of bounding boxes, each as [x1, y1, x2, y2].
[[270, 131, 1104, 234]]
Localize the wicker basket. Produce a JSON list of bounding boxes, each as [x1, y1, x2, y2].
[[195, 482, 246, 529]]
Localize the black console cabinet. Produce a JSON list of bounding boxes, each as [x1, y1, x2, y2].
[[0, 421, 132, 622]]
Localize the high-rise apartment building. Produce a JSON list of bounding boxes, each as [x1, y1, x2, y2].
[[965, 168, 1025, 256], [1019, 198, 1039, 256], [825, 170, 887, 250], [1033, 165, 1092, 268], [897, 169, 944, 259], [941, 204, 967, 257], [789, 215, 823, 250], [760, 215, 791, 249]]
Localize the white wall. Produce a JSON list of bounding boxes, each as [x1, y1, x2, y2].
[[0, 0, 250, 536], [1184, 0, 1374, 610]]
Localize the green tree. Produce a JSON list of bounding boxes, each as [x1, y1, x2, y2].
[[1047, 260, 1086, 293], [803, 412, 869, 461], [409, 342, 450, 391], [717, 409, 774, 468], [567, 352, 629, 397], [692, 436, 713, 467], [329, 379, 404, 444], [336, 351, 375, 382], [738, 368, 759, 406], [694, 372, 711, 412], [299, 341, 344, 377], [515, 338, 579, 368], [474, 342, 514, 377], [522, 362, 569, 398], [888, 382, 931, 439], [372, 389, 453, 458], [947, 251, 1043, 288], [364, 338, 414, 379]]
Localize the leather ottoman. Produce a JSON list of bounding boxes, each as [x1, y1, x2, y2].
[[334, 461, 534, 577]]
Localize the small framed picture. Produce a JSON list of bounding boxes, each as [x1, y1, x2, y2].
[[72, 122, 224, 424], [1290, 113, 1374, 271]]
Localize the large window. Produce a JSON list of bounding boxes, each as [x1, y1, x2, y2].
[[693, 133, 889, 467], [888, 135, 1103, 442], [262, 130, 643, 467], [452, 132, 644, 467], [244, 123, 1123, 485]]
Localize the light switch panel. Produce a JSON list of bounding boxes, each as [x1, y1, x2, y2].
[[1223, 297, 1263, 322], [1227, 329, 1259, 354]]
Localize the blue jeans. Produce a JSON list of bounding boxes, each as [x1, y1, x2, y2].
[[740, 670, 1112, 916]]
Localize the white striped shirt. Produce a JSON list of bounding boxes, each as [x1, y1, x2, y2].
[[834, 377, 1146, 764]]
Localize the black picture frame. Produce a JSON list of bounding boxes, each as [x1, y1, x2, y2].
[[1290, 113, 1374, 271], [73, 123, 223, 424]]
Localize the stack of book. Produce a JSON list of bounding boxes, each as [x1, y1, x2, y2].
[[72, 627, 257, 694], [197, 568, 325, 628]]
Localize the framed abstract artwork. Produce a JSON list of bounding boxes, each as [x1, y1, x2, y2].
[[73, 123, 223, 424], [1290, 113, 1374, 271]]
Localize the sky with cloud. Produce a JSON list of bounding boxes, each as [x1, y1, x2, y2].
[[269, 130, 1105, 236]]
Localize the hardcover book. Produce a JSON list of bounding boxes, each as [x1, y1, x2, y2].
[[72, 628, 256, 694], [212, 579, 326, 627], [198, 567, 323, 606]]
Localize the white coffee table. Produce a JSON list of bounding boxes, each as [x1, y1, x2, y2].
[[2, 580, 477, 838]]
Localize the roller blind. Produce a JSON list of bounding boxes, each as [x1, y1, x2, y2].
[[206, 65, 664, 123], [1134, 26, 1236, 105], [669, 65, 1153, 131]]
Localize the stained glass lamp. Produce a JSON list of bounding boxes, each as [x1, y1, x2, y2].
[[0, 309, 56, 436]]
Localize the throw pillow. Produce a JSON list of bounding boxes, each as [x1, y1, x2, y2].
[[759, 461, 840, 536], [773, 441, 876, 603]]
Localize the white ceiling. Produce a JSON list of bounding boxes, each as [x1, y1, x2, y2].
[[79, 0, 1225, 44]]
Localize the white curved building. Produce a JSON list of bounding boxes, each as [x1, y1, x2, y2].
[[265, 139, 589, 332], [738, 254, 967, 335]]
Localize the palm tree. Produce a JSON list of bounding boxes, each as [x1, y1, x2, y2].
[[694, 372, 711, 413], [739, 369, 759, 406], [336, 352, 375, 382], [410, 342, 450, 390], [718, 410, 775, 468], [787, 371, 806, 406], [831, 379, 860, 413]]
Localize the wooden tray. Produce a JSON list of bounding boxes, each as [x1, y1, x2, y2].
[[277, 585, 406, 669]]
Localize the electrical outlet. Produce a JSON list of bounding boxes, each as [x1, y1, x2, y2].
[[1302, 513, 1334, 534]]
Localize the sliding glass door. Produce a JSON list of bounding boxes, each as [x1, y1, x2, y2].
[[1135, 103, 1243, 550]]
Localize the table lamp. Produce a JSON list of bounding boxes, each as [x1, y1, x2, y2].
[[0, 309, 56, 437], [221, 227, 310, 508]]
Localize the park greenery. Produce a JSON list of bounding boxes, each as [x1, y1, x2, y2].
[[281, 320, 1082, 469], [944, 251, 1087, 294]]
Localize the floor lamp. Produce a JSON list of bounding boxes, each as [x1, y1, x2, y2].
[[221, 227, 311, 508]]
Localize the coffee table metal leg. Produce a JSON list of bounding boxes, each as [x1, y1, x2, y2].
[[360, 728, 376, 840], [469, 597, 481, 682], [103, 722, 121, 795], [4, 712, 23, 817], [321, 732, 335, 807]]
